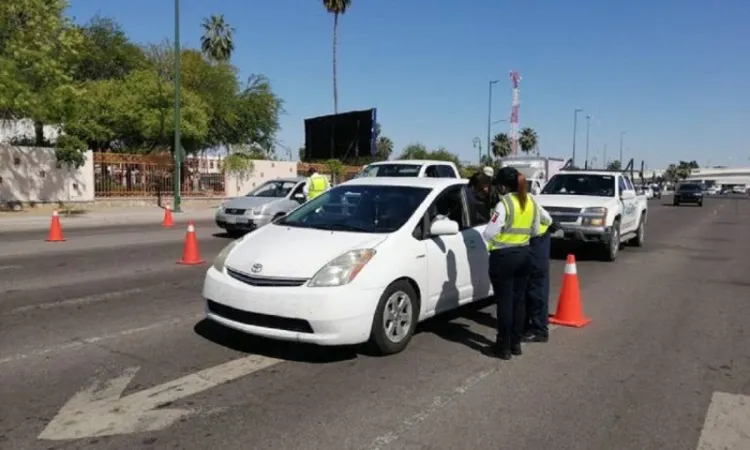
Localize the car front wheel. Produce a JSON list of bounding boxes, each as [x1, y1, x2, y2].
[[602, 220, 621, 262], [369, 280, 419, 355]]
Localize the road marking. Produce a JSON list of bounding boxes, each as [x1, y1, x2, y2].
[[0, 314, 202, 366], [367, 324, 560, 449], [38, 354, 282, 440], [696, 391, 750, 450], [6, 288, 144, 315]]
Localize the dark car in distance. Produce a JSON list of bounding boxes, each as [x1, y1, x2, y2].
[[674, 183, 703, 206]]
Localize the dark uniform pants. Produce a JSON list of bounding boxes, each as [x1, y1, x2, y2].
[[489, 247, 532, 349], [526, 233, 551, 335]]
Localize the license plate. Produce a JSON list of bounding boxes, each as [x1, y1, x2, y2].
[[552, 229, 564, 238], [225, 216, 236, 224], [236, 217, 249, 224]]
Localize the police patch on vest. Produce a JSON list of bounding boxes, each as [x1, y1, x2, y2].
[[490, 211, 499, 223]]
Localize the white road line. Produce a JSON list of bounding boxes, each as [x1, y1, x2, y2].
[[6, 288, 144, 315], [366, 324, 560, 450], [697, 391, 750, 450], [0, 314, 202, 366]]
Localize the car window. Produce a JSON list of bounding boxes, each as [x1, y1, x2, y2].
[[618, 177, 628, 194], [429, 185, 469, 226], [424, 165, 441, 178], [465, 186, 490, 227], [359, 163, 422, 177], [541, 174, 616, 197], [290, 182, 305, 197], [624, 177, 634, 190], [247, 181, 298, 198], [678, 184, 701, 192], [436, 165, 457, 178], [276, 185, 431, 234]]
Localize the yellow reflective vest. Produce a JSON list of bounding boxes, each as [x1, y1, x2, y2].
[[307, 174, 328, 200], [487, 194, 537, 250]]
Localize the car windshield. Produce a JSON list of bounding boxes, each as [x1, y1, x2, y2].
[[359, 164, 422, 177], [276, 185, 431, 233], [246, 180, 298, 198], [541, 174, 616, 197], [678, 184, 701, 192]]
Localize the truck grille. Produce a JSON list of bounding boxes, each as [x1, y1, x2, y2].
[[227, 268, 308, 287], [224, 208, 246, 215], [545, 207, 582, 214]]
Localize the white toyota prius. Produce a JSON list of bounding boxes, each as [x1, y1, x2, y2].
[[203, 177, 493, 354]]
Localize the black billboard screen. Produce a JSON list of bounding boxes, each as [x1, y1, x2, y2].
[[303, 108, 376, 162]]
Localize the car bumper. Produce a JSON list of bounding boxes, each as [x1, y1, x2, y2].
[[550, 224, 613, 244], [675, 196, 702, 203], [215, 212, 273, 231], [202, 266, 383, 345]]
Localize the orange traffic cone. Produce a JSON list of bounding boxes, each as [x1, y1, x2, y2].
[[549, 254, 591, 328], [45, 210, 66, 242], [177, 221, 205, 265], [162, 206, 174, 228]]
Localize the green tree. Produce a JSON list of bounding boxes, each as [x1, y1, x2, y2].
[[200, 14, 235, 62], [606, 160, 622, 170], [491, 133, 512, 158], [519, 127, 538, 154], [322, 0, 351, 114], [398, 143, 429, 160], [73, 16, 146, 82], [0, 0, 86, 164], [324, 158, 345, 183]]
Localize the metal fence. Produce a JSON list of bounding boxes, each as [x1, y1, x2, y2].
[[93, 152, 225, 197]]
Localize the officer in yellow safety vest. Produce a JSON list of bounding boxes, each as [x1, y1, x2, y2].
[[481, 166, 541, 360], [303, 167, 330, 201]]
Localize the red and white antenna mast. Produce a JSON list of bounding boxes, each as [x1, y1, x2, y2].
[[509, 71, 521, 155]]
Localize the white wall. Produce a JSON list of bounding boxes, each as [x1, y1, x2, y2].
[[224, 160, 301, 197], [0, 146, 94, 204]]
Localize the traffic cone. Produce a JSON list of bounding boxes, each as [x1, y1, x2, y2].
[[177, 221, 205, 265], [45, 210, 66, 242], [549, 254, 591, 328], [162, 206, 174, 228]]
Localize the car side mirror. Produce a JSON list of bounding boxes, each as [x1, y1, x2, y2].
[[429, 219, 459, 236], [620, 190, 635, 200]]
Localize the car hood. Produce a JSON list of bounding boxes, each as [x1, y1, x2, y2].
[[225, 225, 389, 279], [223, 196, 282, 209], [536, 194, 616, 209]]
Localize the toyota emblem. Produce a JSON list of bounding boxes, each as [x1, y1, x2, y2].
[[250, 263, 263, 273]]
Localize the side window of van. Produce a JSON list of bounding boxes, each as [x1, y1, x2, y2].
[[436, 165, 457, 178]]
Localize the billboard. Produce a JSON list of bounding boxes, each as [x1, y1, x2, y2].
[[303, 108, 377, 162]]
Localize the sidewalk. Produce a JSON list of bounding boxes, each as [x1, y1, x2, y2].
[[0, 205, 219, 232]]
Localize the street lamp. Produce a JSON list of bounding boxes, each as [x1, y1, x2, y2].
[[472, 137, 482, 164], [486, 80, 500, 160], [619, 131, 626, 165], [172, 0, 182, 212], [584, 114, 591, 169], [572, 108, 583, 167]]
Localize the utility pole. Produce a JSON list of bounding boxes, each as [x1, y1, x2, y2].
[[619, 131, 626, 165], [486, 80, 499, 160], [584, 114, 591, 169], [572, 108, 582, 167], [603, 143, 608, 169], [172, 0, 182, 212], [472, 137, 482, 165]]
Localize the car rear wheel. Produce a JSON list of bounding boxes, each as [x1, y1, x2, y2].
[[369, 280, 419, 355]]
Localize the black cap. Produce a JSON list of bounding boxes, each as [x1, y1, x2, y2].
[[493, 166, 519, 186]]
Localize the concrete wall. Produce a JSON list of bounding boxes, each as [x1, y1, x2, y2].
[[225, 160, 302, 197], [0, 146, 94, 207]]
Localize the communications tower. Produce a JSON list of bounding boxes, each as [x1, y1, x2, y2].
[[509, 71, 521, 155]]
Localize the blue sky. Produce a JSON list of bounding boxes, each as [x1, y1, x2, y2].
[[67, 0, 750, 169]]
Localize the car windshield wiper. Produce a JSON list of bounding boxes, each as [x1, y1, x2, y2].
[[311, 223, 370, 232]]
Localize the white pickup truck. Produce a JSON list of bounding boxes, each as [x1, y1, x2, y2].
[[535, 170, 648, 262], [356, 160, 460, 178]]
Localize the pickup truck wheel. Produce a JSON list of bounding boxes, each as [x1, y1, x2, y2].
[[630, 215, 645, 247], [602, 220, 620, 262]]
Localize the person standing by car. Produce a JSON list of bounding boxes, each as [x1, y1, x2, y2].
[[524, 200, 559, 344], [481, 167, 536, 360], [303, 167, 330, 201], [467, 172, 493, 222]]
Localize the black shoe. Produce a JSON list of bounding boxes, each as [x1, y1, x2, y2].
[[482, 344, 512, 360], [511, 343, 522, 356], [523, 332, 549, 343]]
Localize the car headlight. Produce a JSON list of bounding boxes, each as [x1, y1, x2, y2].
[[582, 207, 607, 226], [246, 207, 262, 216], [212, 238, 241, 271], [308, 249, 376, 287]]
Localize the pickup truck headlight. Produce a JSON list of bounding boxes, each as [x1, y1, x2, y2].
[[308, 249, 376, 287], [212, 238, 241, 272], [582, 207, 607, 227]]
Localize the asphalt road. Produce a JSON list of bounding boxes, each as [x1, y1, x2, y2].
[[1, 198, 749, 450]]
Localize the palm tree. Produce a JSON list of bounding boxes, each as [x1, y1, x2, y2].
[[322, 0, 351, 114], [200, 15, 235, 62], [375, 136, 394, 161], [519, 127, 538, 154], [491, 133, 512, 158]]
